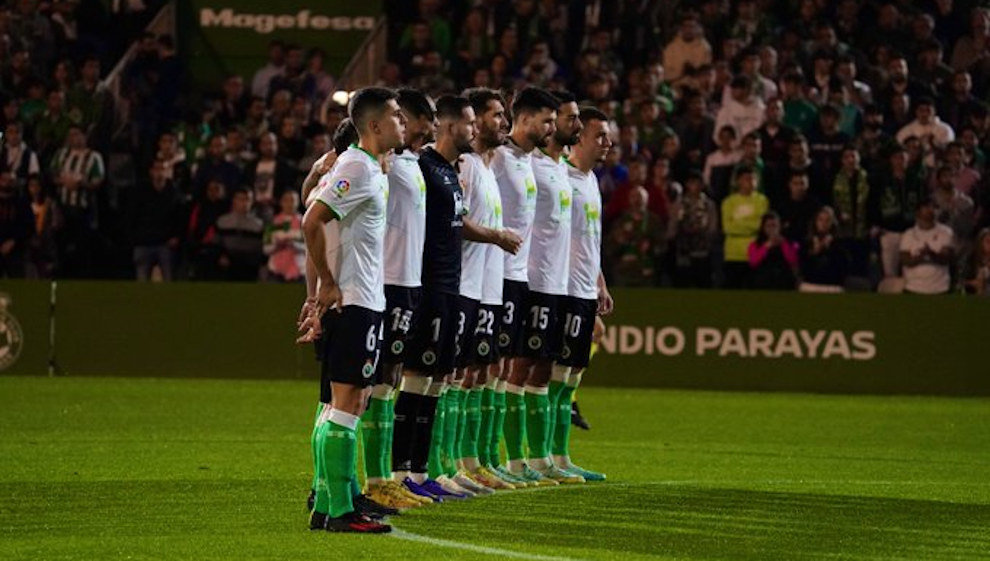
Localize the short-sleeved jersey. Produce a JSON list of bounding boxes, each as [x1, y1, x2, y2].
[[565, 158, 602, 299], [458, 152, 502, 301], [314, 145, 388, 311], [492, 142, 537, 283], [384, 150, 427, 287], [899, 223, 955, 294], [528, 149, 572, 295], [418, 146, 464, 294]]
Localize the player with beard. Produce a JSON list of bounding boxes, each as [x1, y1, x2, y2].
[[439, 87, 523, 492], [390, 95, 521, 502], [361, 89, 438, 509], [554, 107, 613, 481], [506, 90, 586, 484], [300, 87, 405, 533], [490, 87, 560, 486]]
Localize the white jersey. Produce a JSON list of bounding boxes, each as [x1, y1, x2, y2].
[[528, 149, 572, 295], [384, 150, 427, 287], [492, 142, 537, 282], [565, 159, 602, 300], [458, 152, 503, 301], [314, 146, 388, 312]]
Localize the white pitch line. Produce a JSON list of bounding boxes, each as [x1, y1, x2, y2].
[[389, 528, 583, 561]]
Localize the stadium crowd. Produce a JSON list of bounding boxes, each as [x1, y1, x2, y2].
[[2, 0, 990, 295]]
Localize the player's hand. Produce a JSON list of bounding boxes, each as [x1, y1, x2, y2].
[[313, 151, 336, 177], [315, 282, 343, 316], [297, 296, 317, 328], [597, 287, 614, 316], [496, 229, 523, 254]]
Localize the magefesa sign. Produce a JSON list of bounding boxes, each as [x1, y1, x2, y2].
[[600, 325, 877, 361], [199, 8, 375, 34]]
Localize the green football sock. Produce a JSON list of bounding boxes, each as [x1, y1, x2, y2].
[[552, 384, 577, 457], [525, 389, 550, 460], [360, 396, 390, 480], [459, 388, 483, 460], [478, 387, 495, 465], [547, 380, 567, 453], [312, 421, 330, 514], [322, 418, 358, 517], [383, 398, 394, 477], [490, 386, 506, 466], [443, 387, 462, 475], [427, 389, 447, 480], [454, 388, 468, 462], [503, 389, 526, 461], [310, 403, 325, 493]]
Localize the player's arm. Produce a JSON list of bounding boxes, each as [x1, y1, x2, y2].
[[302, 202, 342, 315], [300, 151, 336, 205], [462, 217, 522, 254], [596, 271, 614, 316]]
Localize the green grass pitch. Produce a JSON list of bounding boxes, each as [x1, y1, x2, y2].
[[1, 376, 989, 560]]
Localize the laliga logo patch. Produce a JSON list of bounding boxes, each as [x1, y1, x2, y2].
[[422, 350, 437, 366], [528, 336, 542, 350], [478, 341, 490, 356], [333, 178, 351, 196], [0, 293, 23, 371], [498, 333, 510, 347], [391, 341, 404, 354], [361, 360, 375, 378]]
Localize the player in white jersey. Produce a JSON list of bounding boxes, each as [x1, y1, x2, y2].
[[554, 107, 614, 482], [505, 90, 586, 485], [300, 87, 405, 534], [489, 87, 561, 487], [442, 87, 524, 493], [359, 89, 439, 510]]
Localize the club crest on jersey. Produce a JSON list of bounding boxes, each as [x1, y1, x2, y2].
[[391, 341, 404, 355], [498, 333, 510, 347], [422, 350, 437, 366], [559, 189, 572, 213], [478, 341, 490, 356], [528, 335, 542, 350], [333, 178, 351, 196], [561, 345, 572, 359], [361, 360, 375, 378], [525, 178, 537, 199]]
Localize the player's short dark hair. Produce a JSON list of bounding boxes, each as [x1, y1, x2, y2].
[[435, 95, 472, 120], [510, 86, 560, 119], [332, 118, 358, 155], [578, 106, 608, 123], [348, 87, 398, 132], [396, 88, 435, 120], [550, 89, 577, 105], [462, 87, 505, 116]]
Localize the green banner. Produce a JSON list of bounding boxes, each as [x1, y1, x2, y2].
[[0, 281, 987, 396], [178, 0, 382, 92], [593, 289, 990, 395]]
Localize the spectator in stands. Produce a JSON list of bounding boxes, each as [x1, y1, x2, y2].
[[605, 157, 647, 224], [733, 132, 765, 197], [129, 159, 181, 281], [397, 21, 435, 79], [33, 89, 73, 158], [900, 198, 955, 295], [50, 124, 103, 278], [217, 75, 247, 129], [663, 14, 712, 86], [192, 134, 241, 202], [940, 141, 981, 197], [868, 147, 924, 278], [672, 92, 715, 174], [950, 8, 990, 72], [605, 185, 666, 287], [778, 172, 820, 244], [251, 40, 284, 98], [1, 121, 40, 190], [703, 125, 740, 202], [24, 174, 59, 279], [807, 104, 851, 202], [66, 55, 112, 151], [914, 39, 953, 95], [187, 179, 227, 280], [799, 206, 849, 292], [832, 147, 873, 280], [303, 48, 334, 110], [275, 117, 306, 165], [455, 8, 494, 73], [962, 228, 990, 296], [940, 71, 984, 147], [1, 49, 38, 99], [931, 164, 976, 261], [757, 97, 797, 207], [714, 75, 765, 144], [780, 72, 818, 134], [268, 44, 307, 100], [155, 131, 190, 199], [721, 166, 768, 288], [673, 171, 717, 288], [748, 211, 799, 290], [216, 187, 263, 282], [895, 97, 955, 167], [263, 190, 305, 282], [0, 166, 32, 277], [854, 105, 897, 168], [244, 132, 297, 223]]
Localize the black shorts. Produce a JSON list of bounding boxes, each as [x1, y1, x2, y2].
[[383, 285, 421, 364], [557, 297, 597, 369], [473, 304, 501, 365], [319, 305, 384, 388], [521, 290, 564, 360], [404, 290, 459, 375], [453, 296, 480, 369], [498, 279, 528, 357]]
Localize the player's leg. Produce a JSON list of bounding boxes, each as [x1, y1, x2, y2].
[[311, 308, 391, 533]]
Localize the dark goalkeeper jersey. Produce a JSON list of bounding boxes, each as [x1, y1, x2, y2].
[[418, 146, 465, 295]]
